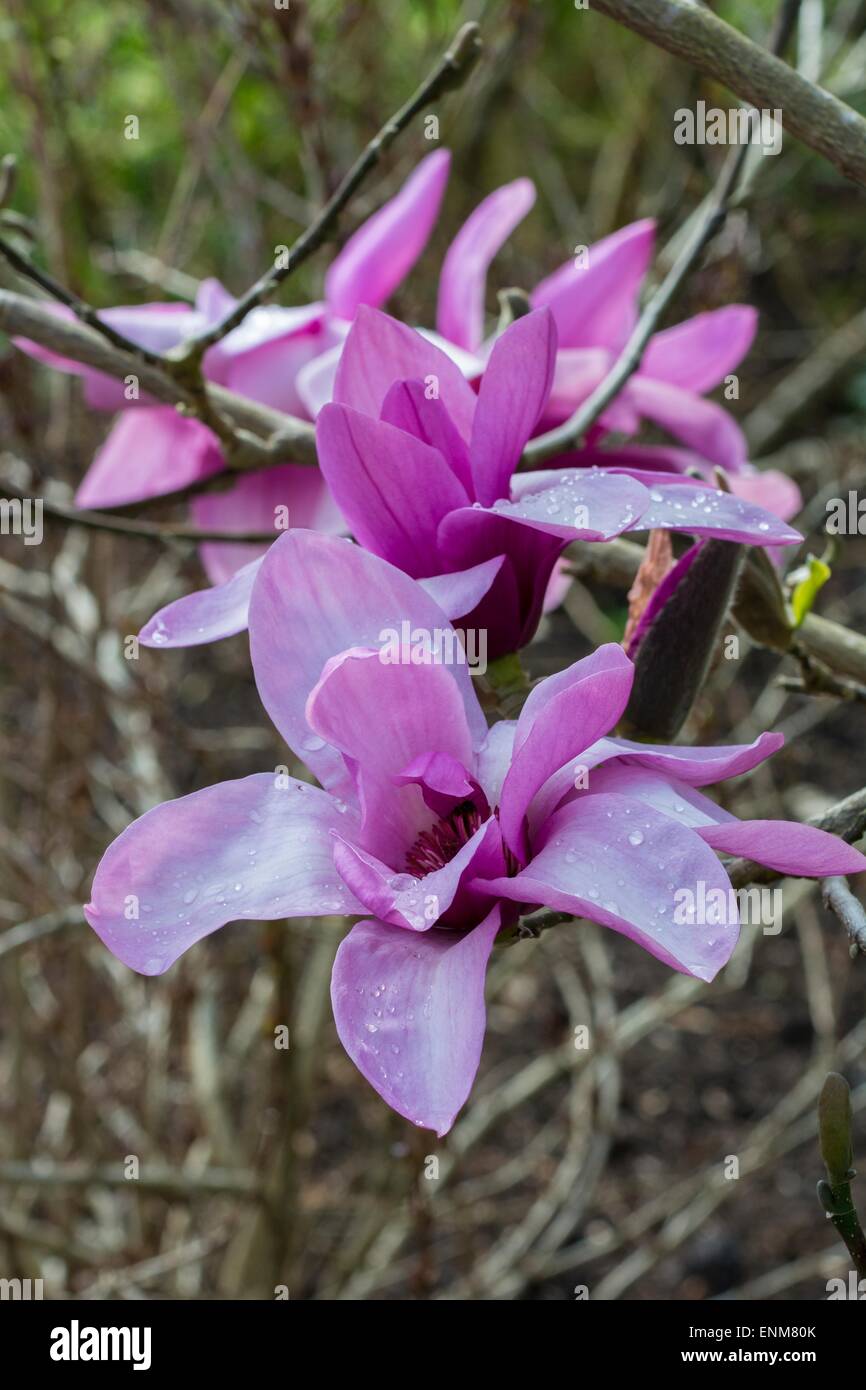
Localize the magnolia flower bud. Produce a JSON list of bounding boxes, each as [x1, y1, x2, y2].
[[622, 538, 745, 741]]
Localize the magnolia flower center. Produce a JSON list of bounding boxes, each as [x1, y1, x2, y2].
[[405, 801, 482, 876]]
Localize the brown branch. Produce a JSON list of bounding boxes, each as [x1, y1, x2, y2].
[[522, 0, 796, 467], [822, 877, 866, 956], [0, 1159, 263, 1201], [589, 0, 866, 188], [0, 481, 277, 545], [0, 230, 166, 366], [0, 288, 317, 468]]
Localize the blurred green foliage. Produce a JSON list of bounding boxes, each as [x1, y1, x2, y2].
[[2, 0, 866, 415]]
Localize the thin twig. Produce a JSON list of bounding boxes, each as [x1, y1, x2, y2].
[[0, 1159, 264, 1201], [0, 481, 278, 545], [590, 0, 866, 187], [523, 2, 794, 467], [822, 876, 866, 956], [0, 230, 166, 366], [173, 22, 482, 363], [0, 288, 317, 468]]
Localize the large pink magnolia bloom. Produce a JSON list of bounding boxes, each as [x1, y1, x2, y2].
[[140, 307, 800, 657], [296, 172, 799, 519], [84, 532, 865, 1134], [13, 150, 453, 580]]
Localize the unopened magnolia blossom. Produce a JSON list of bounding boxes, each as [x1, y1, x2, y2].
[[84, 533, 865, 1134]]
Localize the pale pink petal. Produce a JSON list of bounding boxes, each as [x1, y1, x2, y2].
[[317, 403, 467, 576], [306, 646, 475, 864], [699, 820, 866, 876], [191, 463, 345, 586], [624, 375, 748, 473], [480, 793, 740, 981], [84, 774, 363, 975], [333, 306, 477, 440], [418, 556, 505, 620], [728, 469, 803, 523], [139, 557, 262, 649], [248, 531, 488, 796], [499, 645, 635, 860], [330, 906, 502, 1135]]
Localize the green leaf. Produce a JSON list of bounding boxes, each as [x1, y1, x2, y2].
[[789, 553, 831, 628]]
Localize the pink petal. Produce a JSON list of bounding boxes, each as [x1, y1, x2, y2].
[[333, 306, 477, 440], [417, 556, 505, 620], [296, 342, 344, 419], [499, 646, 635, 860], [476, 721, 517, 808], [317, 403, 467, 576], [526, 731, 784, 840], [641, 307, 758, 393], [84, 774, 363, 975], [325, 150, 451, 319], [603, 732, 785, 786], [191, 462, 345, 586], [469, 308, 557, 506], [583, 763, 737, 827], [620, 474, 801, 545], [699, 820, 866, 876], [76, 408, 223, 509], [436, 178, 536, 352], [450, 469, 650, 544], [542, 347, 618, 429], [531, 219, 655, 352], [332, 816, 499, 931], [330, 905, 502, 1134], [437, 509, 565, 657], [248, 531, 487, 796], [381, 377, 473, 494], [624, 375, 749, 473], [140, 557, 262, 649], [480, 792, 740, 981], [220, 308, 337, 417], [728, 468, 802, 523], [195, 277, 238, 324], [306, 646, 475, 865], [542, 556, 573, 615]]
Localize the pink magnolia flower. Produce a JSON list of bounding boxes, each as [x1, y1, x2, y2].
[[429, 180, 800, 520], [84, 532, 865, 1134], [140, 307, 800, 657], [14, 150, 453, 580]]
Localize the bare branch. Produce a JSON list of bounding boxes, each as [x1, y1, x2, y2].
[[0, 230, 167, 366], [590, 0, 866, 187], [0, 288, 317, 468], [0, 481, 278, 545], [822, 876, 866, 956], [174, 22, 482, 362], [522, 1, 795, 467]]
